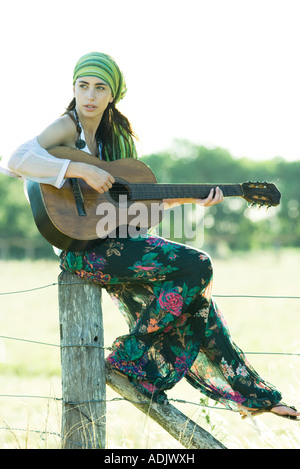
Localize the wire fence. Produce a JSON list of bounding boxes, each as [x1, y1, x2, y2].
[[0, 280, 299, 447]]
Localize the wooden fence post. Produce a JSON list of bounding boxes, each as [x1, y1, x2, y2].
[[58, 271, 106, 449]]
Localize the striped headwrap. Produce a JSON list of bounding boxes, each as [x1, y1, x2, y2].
[[73, 52, 127, 103], [73, 52, 137, 160]]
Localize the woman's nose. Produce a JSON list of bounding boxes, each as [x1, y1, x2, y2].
[[87, 88, 96, 100]]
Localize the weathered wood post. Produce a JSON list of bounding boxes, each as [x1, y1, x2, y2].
[[58, 271, 106, 449]]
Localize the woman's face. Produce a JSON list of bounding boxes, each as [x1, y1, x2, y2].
[[73, 76, 114, 119]]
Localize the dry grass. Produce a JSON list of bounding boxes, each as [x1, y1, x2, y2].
[[0, 249, 299, 449]]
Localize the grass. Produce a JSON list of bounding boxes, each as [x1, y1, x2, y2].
[[0, 249, 299, 449]]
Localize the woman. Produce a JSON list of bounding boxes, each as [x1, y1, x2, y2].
[[4, 52, 299, 420]]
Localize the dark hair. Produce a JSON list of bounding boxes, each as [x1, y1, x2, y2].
[[64, 98, 138, 160]]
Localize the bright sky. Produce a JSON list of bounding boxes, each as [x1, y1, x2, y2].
[[1, 0, 299, 161]]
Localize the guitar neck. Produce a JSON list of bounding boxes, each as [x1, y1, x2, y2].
[[129, 183, 243, 201]]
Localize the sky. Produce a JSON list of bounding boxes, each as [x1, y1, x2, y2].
[[0, 0, 299, 162]]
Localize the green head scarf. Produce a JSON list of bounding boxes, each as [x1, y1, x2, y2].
[[73, 52, 137, 160], [73, 52, 127, 104]]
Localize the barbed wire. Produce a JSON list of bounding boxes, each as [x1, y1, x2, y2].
[[1, 281, 300, 299], [0, 334, 299, 357], [0, 282, 57, 295]]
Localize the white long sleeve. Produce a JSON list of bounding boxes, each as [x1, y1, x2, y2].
[[1, 137, 71, 189]]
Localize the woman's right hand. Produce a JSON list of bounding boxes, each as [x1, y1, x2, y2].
[[66, 162, 115, 193]]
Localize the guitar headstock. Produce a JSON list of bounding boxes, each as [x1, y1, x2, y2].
[[241, 182, 281, 207]]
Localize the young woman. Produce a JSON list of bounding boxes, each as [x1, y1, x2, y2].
[[4, 52, 299, 420]]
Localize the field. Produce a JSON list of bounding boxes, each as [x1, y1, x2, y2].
[[0, 249, 299, 449]]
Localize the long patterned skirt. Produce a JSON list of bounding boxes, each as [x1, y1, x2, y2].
[[60, 234, 281, 410]]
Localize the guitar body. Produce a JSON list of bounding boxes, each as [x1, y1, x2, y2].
[[26, 146, 281, 251], [26, 147, 163, 251]]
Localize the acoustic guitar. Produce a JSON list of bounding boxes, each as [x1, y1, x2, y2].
[[26, 146, 281, 251]]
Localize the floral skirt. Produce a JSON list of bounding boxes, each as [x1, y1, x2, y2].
[[60, 234, 281, 410]]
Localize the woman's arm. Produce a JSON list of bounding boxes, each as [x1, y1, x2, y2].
[[65, 160, 115, 193], [163, 187, 224, 208], [7, 116, 75, 188], [38, 116, 115, 192], [7, 115, 115, 192], [7, 135, 72, 189]]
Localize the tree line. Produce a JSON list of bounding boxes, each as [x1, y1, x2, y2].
[[0, 139, 299, 258]]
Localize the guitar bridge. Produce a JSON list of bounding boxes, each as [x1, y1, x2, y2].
[[70, 178, 86, 216]]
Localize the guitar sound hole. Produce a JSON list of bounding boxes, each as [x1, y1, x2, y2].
[[109, 182, 131, 204]]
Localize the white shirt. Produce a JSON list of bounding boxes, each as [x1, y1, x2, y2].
[[0, 136, 72, 188]]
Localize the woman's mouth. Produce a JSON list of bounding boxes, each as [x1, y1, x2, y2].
[[84, 104, 97, 111]]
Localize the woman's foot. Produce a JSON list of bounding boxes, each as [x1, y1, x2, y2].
[[239, 402, 300, 421], [270, 403, 300, 420]]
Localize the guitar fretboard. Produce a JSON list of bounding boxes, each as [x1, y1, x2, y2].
[[127, 183, 243, 201]]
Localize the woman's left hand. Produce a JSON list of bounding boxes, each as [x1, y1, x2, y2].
[[194, 187, 224, 207]]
